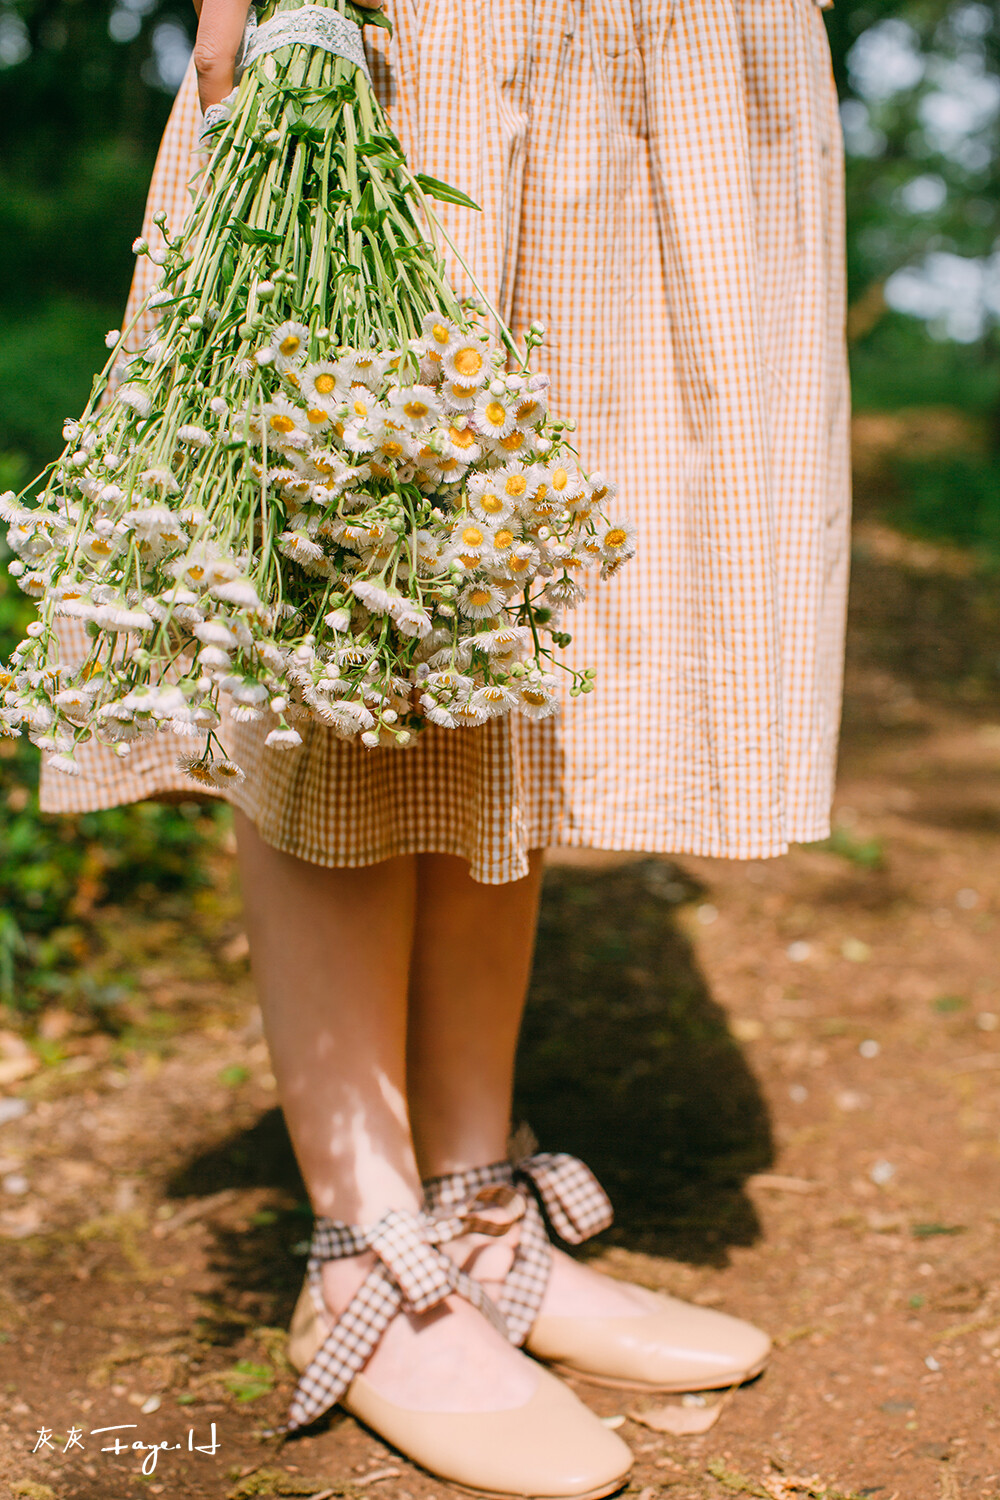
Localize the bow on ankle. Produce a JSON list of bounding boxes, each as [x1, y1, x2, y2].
[[424, 1151, 613, 1346], [284, 1196, 522, 1432]]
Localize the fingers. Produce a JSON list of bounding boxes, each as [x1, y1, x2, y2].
[[193, 0, 252, 111]]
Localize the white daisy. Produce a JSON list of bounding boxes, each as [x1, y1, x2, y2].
[[388, 385, 443, 433], [420, 313, 462, 359], [448, 517, 493, 564], [511, 375, 550, 430], [440, 379, 482, 414], [419, 694, 457, 729], [210, 579, 263, 610], [458, 580, 506, 620], [599, 517, 637, 567], [278, 531, 326, 569], [301, 361, 347, 409], [516, 675, 560, 720], [264, 725, 303, 749], [471, 682, 517, 718], [271, 321, 311, 368], [442, 338, 490, 387], [441, 423, 482, 464], [193, 619, 238, 649], [117, 384, 153, 418], [390, 602, 433, 639], [177, 425, 213, 448], [473, 389, 515, 440]]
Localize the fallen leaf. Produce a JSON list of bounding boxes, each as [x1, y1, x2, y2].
[[629, 1401, 723, 1434], [748, 1173, 818, 1194]]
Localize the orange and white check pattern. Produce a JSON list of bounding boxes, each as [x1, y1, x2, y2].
[[41, 0, 850, 882]]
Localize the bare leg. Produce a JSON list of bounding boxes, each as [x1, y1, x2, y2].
[[407, 850, 649, 1318], [407, 851, 546, 1174], [233, 813, 536, 1409]]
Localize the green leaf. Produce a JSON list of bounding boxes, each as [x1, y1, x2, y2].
[[414, 174, 481, 212], [229, 220, 282, 248]]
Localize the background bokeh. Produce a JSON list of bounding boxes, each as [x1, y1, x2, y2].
[[1, 0, 999, 1008]]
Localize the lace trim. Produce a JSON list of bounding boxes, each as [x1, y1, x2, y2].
[[243, 5, 371, 80]]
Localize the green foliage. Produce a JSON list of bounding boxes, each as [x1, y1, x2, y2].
[[0, 519, 220, 1015], [889, 450, 1000, 556]]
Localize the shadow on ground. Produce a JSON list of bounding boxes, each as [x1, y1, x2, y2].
[[168, 857, 774, 1320], [516, 860, 774, 1265]]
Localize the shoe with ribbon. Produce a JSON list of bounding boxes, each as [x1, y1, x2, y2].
[[423, 1151, 771, 1394], [283, 1194, 632, 1498]]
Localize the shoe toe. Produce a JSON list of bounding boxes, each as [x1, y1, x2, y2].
[[529, 1290, 771, 1392], [345, 1366, 632, 1499]]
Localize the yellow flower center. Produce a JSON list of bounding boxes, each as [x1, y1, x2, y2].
[[279, 335, 301, 357], [509, 554, 531, 574], [404, 400, 429, 419], [522, 690, 548, 706], [353, 400, 368, 417], [431, 323, 450, 345], [461, 525, 484, 547], [188, 566, 205, 581], [453, 347, 483, 377], [504, 474, 527, 497], [592, 485, 609, 502], [90, 539, 112, 555], [485, 401, 506, 427], [314, 457, 334, 474], [449, 425, 476, 449], [494, 529, 514, 550], [515, 399, 539, 421], [285, 371, 301, 388], [551, 467, 569, 491], [468, 589, 493, 606], [439, 457, 459, 473], [307, 408, 328, 424], [606, 527, 628, 548], [451, 383, 478, 400], [380, 441, 404, 459], [314, 373, 337, 395], [481, 493, 504, 514], [270, 414, 296, 433], [499, 432, 524, 451]]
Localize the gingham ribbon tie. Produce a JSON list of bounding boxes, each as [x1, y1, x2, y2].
[[284, 1202, 513, 1433], [514, 1150, 614, 1244], [422, 1150, 614, 1348]]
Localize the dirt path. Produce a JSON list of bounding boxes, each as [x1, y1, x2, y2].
[[2, 519, 1000, 1500]]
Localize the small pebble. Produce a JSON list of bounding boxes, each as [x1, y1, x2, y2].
[[976, 1012, 998, 1032], [696, 904, 718, 925], [859, 1039, 881, 1059], [789, 1084, 809, 1103], [601, 1415, 626, 1429], [1, 1173, 29, 1195], [787, 941, 812, 962], [870, 1159, 896, 1186], [925, 1355, 941, 1371], [956, 888, 979, 909], [141, 1394, 161, 1414]]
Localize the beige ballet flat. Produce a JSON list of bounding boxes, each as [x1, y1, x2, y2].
[[424, 1155, 771, 1394], [285, 1208, 632, 1500], [526, 1282, 771, 1392]]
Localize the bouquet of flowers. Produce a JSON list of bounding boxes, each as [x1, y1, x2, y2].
[[0, 0, 635, 785]]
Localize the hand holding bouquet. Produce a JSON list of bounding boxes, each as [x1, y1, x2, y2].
[[1, 0, 635, 786]]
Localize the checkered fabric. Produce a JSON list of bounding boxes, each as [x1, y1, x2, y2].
[[424, 1150, 614, 1346], [40, 0, 850, 878], [285, 1203, 516, 1432]]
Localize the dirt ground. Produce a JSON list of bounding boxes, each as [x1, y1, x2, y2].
[[2, 513, 1000, 1500]]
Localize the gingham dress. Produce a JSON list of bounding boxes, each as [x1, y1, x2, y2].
[[40, 0, 850, 884]]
